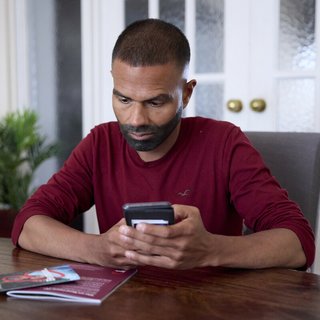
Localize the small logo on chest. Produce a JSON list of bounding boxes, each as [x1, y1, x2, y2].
[[177, 189, 192, 197]]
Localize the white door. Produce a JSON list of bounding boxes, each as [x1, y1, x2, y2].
[[225, 0, 319, 132], [82, 0, 320, 133]]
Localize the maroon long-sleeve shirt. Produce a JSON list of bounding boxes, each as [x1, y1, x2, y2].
[[12, 117, 315, 267]]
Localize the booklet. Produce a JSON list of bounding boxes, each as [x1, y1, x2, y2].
[[0, 264, 80, 292], [3, 263, 137, 304]]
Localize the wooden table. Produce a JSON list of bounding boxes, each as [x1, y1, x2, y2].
[[1, 238, 320, 320]]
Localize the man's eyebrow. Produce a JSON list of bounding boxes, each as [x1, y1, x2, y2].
[[113, 89, 173, 103], [113, 89, 129, 98], [145, 94, 173, 102]]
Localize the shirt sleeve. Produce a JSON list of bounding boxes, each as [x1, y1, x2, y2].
[[11, 130, 95, 246], [223, 127, 315, 268]]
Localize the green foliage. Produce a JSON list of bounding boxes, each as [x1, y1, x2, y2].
[[0, 110, 58, 211]]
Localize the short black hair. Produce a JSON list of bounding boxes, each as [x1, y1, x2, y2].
[[112, 19, 190, 70]]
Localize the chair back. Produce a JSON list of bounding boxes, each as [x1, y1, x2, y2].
[[245, 132, 320, 232]]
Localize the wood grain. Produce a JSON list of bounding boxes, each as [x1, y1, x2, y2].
[[0, 238, 319, 320]]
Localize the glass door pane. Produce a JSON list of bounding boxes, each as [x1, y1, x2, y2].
[[279, 0, 316, 71], [276, 0, 317, 132], [194, 0, 224, 119], [125, 0, 148, 26], [159, 0, 185, 31], [195, 83, 224, 119], [195, 0, 224, 73]]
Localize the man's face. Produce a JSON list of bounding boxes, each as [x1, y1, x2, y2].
[[112, 59, 190, 153]]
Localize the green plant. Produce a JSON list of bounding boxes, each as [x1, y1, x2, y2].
[[0, 110, 58, 211]]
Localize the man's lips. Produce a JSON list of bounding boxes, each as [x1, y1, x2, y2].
[[129, 132, 154, 140]]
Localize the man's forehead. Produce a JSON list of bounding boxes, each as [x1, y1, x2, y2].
[[112, 61, 184, 99], [111, 59, 187, 81]]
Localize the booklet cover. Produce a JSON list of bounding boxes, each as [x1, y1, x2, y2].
[[0, 265, 80, 292], [5, 263, 137, 304]]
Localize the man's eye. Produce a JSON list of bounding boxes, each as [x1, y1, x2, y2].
[[118, 96, 130, 104], [147, 101, 162, 107]]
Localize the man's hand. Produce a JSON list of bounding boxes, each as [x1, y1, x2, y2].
[[117, 204, 213, 269], [95, 218, 143, 269], [18, 215, 141, 270]]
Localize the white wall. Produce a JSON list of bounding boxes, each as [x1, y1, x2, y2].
[[0, 0, 17, 117], [0, 0, 32, 117]]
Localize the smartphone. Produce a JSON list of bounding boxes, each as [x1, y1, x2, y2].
[[123, 201, 174, 227]]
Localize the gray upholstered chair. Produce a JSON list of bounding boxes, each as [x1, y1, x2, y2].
[[245, 131, 320, 273], [245, 132, 320, 233]]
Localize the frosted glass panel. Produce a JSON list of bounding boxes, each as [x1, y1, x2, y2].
[[125, 0, 148, 26], [196, 0, 224, 73], [278, 79, 315, 131], [279, 0, 316, 70], [159, 0, 185, 32], [195, 83, 223, 119]]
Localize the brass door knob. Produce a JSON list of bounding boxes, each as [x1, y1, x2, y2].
[[227, 99, 243, 113], [250, 99, 266, 112]]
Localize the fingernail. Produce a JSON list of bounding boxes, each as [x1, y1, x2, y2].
[[125, 251, 135, 259], [136, 223, 145, 231]]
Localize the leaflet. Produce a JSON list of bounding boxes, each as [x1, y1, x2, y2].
[[1, 263, 137, 304]]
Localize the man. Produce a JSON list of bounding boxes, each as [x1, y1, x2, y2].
[[12, 19, 314, 270]]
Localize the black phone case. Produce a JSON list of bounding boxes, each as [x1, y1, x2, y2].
[[123, 202, 174, 227]]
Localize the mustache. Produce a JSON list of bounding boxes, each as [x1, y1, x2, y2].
[[121, 125, 158, 133]]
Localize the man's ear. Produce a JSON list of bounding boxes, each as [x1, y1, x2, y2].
[[183, 79, 197, 107]]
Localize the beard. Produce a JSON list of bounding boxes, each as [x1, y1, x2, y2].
[[119, 106, 183, 151]]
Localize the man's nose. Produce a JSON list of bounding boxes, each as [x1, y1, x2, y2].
[[129, 103, 148, 127]]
